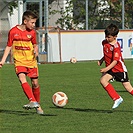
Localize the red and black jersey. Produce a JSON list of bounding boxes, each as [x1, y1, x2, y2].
[[102, 39, 127, 72]]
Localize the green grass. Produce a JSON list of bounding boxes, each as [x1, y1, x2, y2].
[[0, 60, 133, 133]]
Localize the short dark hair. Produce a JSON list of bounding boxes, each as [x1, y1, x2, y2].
[[104, 24, 119, 36], [22, 10, 38, 24]]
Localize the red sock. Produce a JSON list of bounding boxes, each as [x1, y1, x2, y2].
[[130, 90, 133, 95], [104, 83, 120, 101], [21, 82, 36, 102], [32, 86, 40, 103]]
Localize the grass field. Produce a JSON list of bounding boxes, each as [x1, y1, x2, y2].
[[0, 60, 133, 133]]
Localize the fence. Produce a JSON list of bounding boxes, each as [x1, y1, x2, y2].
[[36, 29, 133, 63]]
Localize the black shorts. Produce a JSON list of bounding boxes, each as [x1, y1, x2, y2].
[[107, 70, 129, 82]]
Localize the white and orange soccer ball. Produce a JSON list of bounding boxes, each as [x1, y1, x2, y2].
[[70, 57, 77, 63], [52, 92, 68, 107]]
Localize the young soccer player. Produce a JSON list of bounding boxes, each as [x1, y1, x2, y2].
[[0, 10, 44, 114], [98, 23, 133, 109]]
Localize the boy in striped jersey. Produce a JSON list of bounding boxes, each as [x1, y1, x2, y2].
[[0, 10, 44, 114]]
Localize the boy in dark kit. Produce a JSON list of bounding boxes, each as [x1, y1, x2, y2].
[[98, 24, 133, 109]]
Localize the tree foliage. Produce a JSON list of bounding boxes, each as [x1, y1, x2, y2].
[[49, 0, 133, 30], [7, 0, 133, 29], [5, 0, 18, 15]]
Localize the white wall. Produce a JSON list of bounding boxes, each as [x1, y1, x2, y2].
[[8, 0, 23, 28], [8, 9, 18, 28], [47, 30, 133, 62], [0, 6, 10, 49]]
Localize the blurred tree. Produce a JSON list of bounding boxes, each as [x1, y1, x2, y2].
[[5, 0, 18, 15], [7, 0, 133, 29], [108, 0, 133, 29], [49, 0, 133, 29]]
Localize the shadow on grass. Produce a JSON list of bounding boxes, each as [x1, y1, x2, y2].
[[117, 90, 128, 92], [0, 109, 57, 116], [50, 107, 132, 114]]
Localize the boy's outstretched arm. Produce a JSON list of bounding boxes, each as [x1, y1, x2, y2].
[[0, 46, 12, 68], [100, 60, 117, 73], [98, 57, 104, 66]]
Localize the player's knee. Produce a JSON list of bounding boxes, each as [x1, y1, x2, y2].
[[31, 81, 39, 88], [100, 77, 105, 85], [32, 83, 39, 88], [31, 79, 39, 88]]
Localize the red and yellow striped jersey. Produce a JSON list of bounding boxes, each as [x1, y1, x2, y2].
[[7, 25, 37, 68]]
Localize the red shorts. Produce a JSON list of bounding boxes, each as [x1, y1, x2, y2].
[[15, 66, 39, 78]]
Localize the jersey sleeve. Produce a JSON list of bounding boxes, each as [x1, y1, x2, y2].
[[31, 30, 37, 45], [102, 39, 108, 46], [7, 29, 14, 47]]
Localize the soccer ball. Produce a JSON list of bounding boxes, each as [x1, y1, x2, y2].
[[70, 57, 77, 63], [52, 92, 68, 107]]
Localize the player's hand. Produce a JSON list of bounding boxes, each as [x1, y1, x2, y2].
[[34, 51, 39, 58], [100, 68, 108, 73], [98, 59, 103, 66], [0, 62, 3, 68], [97, 60, 101, 66], [34, 44, 39, 58]]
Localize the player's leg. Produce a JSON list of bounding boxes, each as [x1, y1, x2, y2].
[[16, 66, 39, 109], [100, 73, 123, 109], [27, 67, 41, 103], [100, 73, 113, 87], [31, 78, 40, 103], [27, 67, 44, 114], [31, 78, 44, 114], [18, 73, 39, 109], [122, 82, 133, 95], [115, 72, 133, 95]]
